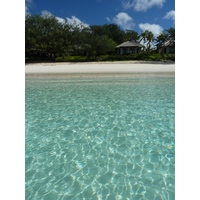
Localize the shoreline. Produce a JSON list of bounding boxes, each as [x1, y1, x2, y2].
[[25, 61, 175, 77]]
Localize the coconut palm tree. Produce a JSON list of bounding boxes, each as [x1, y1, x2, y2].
[[166, 27, 175, 51], [146, 31, 154, 53], [167, 27, 175, 41], [156, 32, 168, 44], [139, 30, 148, 51], [140, 30, 154, 53]]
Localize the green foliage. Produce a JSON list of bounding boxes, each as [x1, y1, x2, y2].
[[106, 53, 175, 62], [25, 14, 71, 57], [167, 27, 175, 40], [123, 30, 139, 42], [156, 27, 175, 53], [25, 15, 120, 58], [139, 30, 154, 53], [26, 53, 174, 63], [86, 35, 117, 57], [90, 24, 124, 44], [25, 14, 175, 62], [166, 27, 175, 51], [156, 32, 169, 44]]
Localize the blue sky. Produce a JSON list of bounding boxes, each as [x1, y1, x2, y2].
[[25, 0, 175, 36]]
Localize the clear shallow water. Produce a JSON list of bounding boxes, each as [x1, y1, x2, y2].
[[25, 76, 175, 200]]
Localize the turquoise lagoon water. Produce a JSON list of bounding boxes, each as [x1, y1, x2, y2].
[[25, 76, 175, 200]]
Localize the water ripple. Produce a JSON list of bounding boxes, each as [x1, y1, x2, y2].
[[26, 76, 175, 199]]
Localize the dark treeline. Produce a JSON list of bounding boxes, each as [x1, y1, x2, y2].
[[25, 14, 139, 58], [25, 14, 175, 60]]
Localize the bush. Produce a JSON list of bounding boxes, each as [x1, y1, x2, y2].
[[26, 53, 175, 63]]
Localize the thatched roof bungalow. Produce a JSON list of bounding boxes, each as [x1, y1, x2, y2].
[[116, 41, 144, 55], [156, 40, 175, 54]]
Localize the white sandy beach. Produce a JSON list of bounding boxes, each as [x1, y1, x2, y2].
[[25, 61, 175, 76]]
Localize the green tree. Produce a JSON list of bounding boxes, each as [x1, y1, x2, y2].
[[156, 32, 169, 44], [139, 30, 147, 51], [104, 24, 124, 44], [90, 24, 124, 45], [166, 27, 175, 52], [25, 14, 43, 55], [89, 25, 106, 37], [25, 14, 70, 57], [25, 14, 142, 59], [146, 31, 154, 53], [123, 30, 139, 42], [69, 23, 91, 55], [140, 30, 154, 52], [167, 27, 175, 40], [87, 35, 117, 58]]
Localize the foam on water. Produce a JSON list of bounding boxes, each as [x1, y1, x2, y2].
[[25, 76, 175, 200]]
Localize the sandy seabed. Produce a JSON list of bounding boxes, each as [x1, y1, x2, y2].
[[25, 61, 175, 77]]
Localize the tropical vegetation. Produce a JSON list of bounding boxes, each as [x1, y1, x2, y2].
[[25, 14, 175, 62]]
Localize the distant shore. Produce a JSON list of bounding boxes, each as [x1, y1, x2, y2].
[[25, 61, 175, 76]]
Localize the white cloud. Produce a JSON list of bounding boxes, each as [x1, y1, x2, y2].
[[122, 0, 165, 12], [41, 10, 65, 23], [41, 10, 53, 17], [163, 10, 175, 20], [139, 23, 163, 36], [122, 0, 134, 10], [41, 10, 89, 28], [113, 12, 135, 30], [66, 16, 89, 28]]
